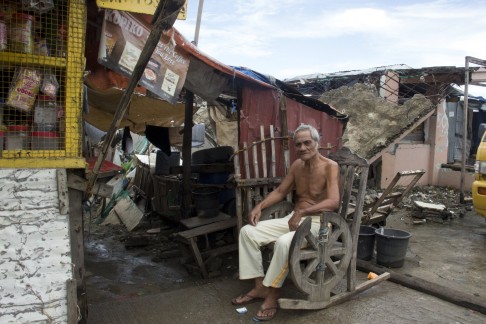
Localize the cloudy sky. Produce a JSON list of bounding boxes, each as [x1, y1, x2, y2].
[[174, 0, 486, 97]]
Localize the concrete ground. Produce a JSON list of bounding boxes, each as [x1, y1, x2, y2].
[[85, 206, 486, 323]]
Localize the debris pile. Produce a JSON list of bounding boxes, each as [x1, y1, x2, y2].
[[320, 83, 434, 160], [396, 185, 472, 223]]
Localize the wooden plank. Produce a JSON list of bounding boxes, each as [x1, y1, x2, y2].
[[180, 212, 231, 229], [199, 243, 238, 258], [67, 173, 113, 199], [279, 272, 390, 310], [57, 169, 69, 215], [235, 177, 284, 187], [66, 279, 78, 324], [176, 218, 237, 239], [356, 259, 486, 315], [113, 196, 145, 231], [188, 237, 208, 278], [68, 180, 87, 322], [234, 146, 243, 232]]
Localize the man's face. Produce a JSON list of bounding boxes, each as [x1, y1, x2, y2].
[[294, 130, 318, 161]]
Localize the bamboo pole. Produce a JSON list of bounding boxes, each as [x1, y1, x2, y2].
[[270, 125, 276, 178], [261, 125, 268, 196]]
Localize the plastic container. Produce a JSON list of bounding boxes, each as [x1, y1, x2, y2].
[[0, 13, 7, 51], [6, 125, 30, 150], [375, 228, 412, 268], [357, 225, 376, 261], [192, 187, 221, 218], [9, 13, 34, 54], [34, 95, 58, 131], [31, 131, 60, 150]]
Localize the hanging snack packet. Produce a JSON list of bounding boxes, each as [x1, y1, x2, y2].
[[40, 71, 59, 98], [7, 67, 41, 112]]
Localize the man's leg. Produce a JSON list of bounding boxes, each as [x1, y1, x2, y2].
[[255, 216, 321, 318], [233, 215, 292, 304]]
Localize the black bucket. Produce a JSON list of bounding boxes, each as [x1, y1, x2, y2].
[[192, 188, 221, 218], [375, 228, 411, 268], [357, 225, 376, 261]]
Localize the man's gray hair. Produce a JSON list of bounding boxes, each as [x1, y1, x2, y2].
[[294, 124, 320, 143]]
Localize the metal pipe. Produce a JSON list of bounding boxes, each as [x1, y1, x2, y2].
[[193, 0, 205, 46], [460, 57, 470, 203]]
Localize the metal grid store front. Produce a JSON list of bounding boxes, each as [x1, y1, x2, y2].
[[0, 0, 85, 168]]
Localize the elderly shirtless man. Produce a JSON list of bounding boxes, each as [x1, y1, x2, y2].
[[231, 124, 340, 321]]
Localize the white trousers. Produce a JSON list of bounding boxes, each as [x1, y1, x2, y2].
[[238, 212, 321, 288]]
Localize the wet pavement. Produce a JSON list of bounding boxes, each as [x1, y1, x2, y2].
[[85, 205, 486, 323]]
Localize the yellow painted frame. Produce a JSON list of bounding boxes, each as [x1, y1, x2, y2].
[[0, 0, 86, 169]]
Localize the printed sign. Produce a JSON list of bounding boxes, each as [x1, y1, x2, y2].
[[96, 0, 187, 20], [98, 9, 190, 104]]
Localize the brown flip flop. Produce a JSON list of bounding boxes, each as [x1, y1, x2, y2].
[[252, 306, 278, 321], [231, 294, 264, 306]]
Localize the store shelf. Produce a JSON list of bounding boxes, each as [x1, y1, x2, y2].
[[0, 52, 66, 69]]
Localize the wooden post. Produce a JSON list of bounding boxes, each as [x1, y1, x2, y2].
[[86, 0, 185, 196], [279, 92, 290, 174], [181, 91, 194, 218]]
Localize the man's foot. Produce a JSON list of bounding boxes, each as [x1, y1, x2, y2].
[[231, 287, 269, 306], [231, 293, 263, 306], [253, 306, 278, 322]]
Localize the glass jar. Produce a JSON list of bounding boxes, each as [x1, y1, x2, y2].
[[9, 13, 34, 54], [6, 125, 30, 150], [0, 13, 7, 51], [34, 95, 58, 131]]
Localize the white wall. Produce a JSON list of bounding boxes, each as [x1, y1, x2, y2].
[[0, 169, 72, 323]]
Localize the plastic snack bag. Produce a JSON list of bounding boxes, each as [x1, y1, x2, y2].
[[7, 67, 41, 112], [21, 0, 54, 14], [40, 70, 59, 99]]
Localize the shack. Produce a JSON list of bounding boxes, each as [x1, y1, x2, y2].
[[0, 1, 348, 322]]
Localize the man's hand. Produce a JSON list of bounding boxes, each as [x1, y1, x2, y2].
[[289, 210, 304, 231], [248, 206, 262, 226]]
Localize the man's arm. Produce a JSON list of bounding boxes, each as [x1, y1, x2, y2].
[[247, 165, 296, 226]]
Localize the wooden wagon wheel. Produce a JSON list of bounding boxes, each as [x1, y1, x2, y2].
[[288, 212, 352, 301]]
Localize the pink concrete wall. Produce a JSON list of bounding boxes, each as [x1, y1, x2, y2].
[[380, 101, 453, 189], [381, 144, 430, 188], [437, 168, 473, 191], [427, 101, 449, 185]]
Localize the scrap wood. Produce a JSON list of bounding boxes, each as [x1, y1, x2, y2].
[[356, 259, 486, 315], [101, 209, 121, 225], [113, 196, 144, 231], [413, 201, 446, 211]]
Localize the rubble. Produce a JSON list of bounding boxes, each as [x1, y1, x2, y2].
[[368, 185, 473, 224]]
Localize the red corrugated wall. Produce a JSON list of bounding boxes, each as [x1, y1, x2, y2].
[[238, 84, 345, 178]]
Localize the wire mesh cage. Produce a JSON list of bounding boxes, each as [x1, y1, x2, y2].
[[0, 0, 85, 167]]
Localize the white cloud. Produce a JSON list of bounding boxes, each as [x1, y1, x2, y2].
[[175, 0, 486, 82]]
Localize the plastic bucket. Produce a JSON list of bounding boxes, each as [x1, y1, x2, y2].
[[357, 225, 376, 261], [192, 187, 221, 218], [375, 228, 411, 268]]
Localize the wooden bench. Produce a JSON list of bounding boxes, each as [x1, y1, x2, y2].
[[174, 214, 237, 278]]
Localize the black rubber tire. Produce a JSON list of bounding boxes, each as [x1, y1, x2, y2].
[[191, 146, 234, 164]]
